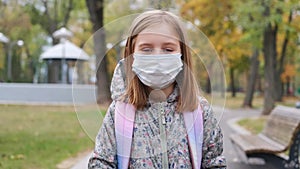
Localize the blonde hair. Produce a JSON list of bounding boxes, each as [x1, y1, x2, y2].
[[123, 10, 199, 112]]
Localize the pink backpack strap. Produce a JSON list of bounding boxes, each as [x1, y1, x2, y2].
[[115, 101, 136, 169], [183, 105, 204, 169], [115, 101, 203, 169]]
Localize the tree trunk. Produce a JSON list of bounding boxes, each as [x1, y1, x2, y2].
[[205, 75, 211, 94], [243, 48, 259, 108], [229, 67, 236, 97], [257, 73, 263, 94], [274, 10, 292, 101], [11, 49, 21, 81], [262, 22, 277, 115], [3, 43, 9, 81], [86, 0, 111, 104], [286, 76, 291, 96]]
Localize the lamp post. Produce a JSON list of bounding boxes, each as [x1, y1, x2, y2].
[[53, 27, 73, 83], [7, 40, 24, 81], [1, 32, 25, 82], [0, 32, 9, 43], [0, 33, 9, 75]]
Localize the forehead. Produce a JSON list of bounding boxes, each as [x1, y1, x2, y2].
[[136, 23, 180, 43]]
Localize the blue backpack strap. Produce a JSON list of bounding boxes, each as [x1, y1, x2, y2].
[[183, 105, 204, 169], [115, 101, 136, 169]]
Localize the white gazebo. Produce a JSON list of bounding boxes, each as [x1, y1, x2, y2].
[[40, 27, 90, 84], [40, 40, 89, 60]]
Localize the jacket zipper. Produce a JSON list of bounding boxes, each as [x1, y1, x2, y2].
[[159, 103, 168, 169]]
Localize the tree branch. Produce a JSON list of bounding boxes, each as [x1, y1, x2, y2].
[[42, 0, 56, 34], [63, 0, 73, 27], [278, 9, 293, 74]]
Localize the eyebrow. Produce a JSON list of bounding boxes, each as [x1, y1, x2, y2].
[[162, 42, 179, 46], [137, 42, 179, 47], [137, 43, 153, 47]]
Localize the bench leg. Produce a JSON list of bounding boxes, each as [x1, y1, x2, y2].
[[230, 139, 249, 164], [286, 131, 300, 169], [247, 131, 300, 169], [247, 153, 288, 168], [230, 132, 300, 169]]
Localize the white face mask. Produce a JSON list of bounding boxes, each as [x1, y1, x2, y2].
[[132, 53, 183, 89]]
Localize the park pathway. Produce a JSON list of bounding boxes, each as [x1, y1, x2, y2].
[[216, 106, 274, 169]]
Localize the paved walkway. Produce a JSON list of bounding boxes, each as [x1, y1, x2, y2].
[[0, 83, 96, 105], [70, 153, 91, 169], [216, 106, 274, 169], [69, 106, 272, 169]]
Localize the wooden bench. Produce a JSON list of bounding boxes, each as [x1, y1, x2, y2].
[[230, 105, 300, 169]]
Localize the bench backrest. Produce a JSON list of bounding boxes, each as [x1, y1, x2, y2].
[[262, 105, 300, 149]]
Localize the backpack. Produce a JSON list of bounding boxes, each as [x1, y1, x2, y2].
[[115, 101, 204, 169]]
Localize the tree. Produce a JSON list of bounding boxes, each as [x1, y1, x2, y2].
[[234, 0, 299, 114], [0, 1, 32, 82], [260, 1, 278, 114], [275, 9, 295, 101], [261, 0, 299, 114], [86, 0, 111, 104], [180, 0, 250, 97], [26, 0, 74, 45]]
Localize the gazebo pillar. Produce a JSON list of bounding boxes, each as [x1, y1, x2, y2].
[[52, 27, 73, 84]]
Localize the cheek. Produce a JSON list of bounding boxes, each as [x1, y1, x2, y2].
[[178, 47, 182, 52]]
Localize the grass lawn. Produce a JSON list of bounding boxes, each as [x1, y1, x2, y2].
[[206, 92, 299, 109], [237, 116, 267, 134], [0, 104, 104, 169], [234, 95, 298, 134], [237, 115, 295, 157], [224, 93, 264, 109]]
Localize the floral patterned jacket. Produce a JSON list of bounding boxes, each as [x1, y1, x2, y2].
[[88, 61, 226, 169]]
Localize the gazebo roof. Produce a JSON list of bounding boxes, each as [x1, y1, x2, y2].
[[40, 40, 89, 61]]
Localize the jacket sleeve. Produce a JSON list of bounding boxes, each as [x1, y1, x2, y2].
[[200, 98, 227, 169], [88, 101, 117, 169]]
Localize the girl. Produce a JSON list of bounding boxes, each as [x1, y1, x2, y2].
[[88, 10, 226, 169]]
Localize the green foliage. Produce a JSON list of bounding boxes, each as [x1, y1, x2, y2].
[[102, 0, 146, 70], [0, 0, 94, 82], [0, 2, 33, 81], [0, 3, 32, 39], [233, 0, 299, 49], [180, 0, 252, 93]]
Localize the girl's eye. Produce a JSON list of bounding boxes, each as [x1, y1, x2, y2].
[[141, 48, 153, 52], [163, 48, 174, 52]]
